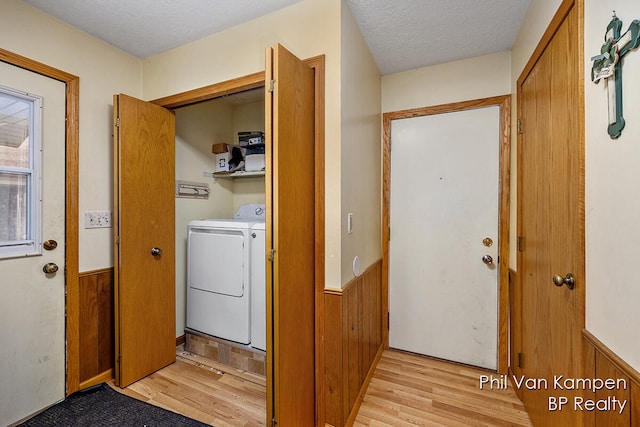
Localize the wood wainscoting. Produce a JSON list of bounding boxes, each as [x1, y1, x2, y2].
[[78, 268, 115, 389], [583, 330, 640, 426], [324, 259, 383, 427]]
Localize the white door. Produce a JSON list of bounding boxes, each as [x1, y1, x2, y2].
[[389, 106, 500, 370], [0, 62, 66, 424]]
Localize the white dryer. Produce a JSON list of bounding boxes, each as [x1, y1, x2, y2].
[[187, 204, 265, 345]]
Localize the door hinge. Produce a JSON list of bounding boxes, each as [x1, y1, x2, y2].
[[272, 417, 278, 426], [268, 248, 276, 262], [517, 236, 524, 252], [517, 352, 523, 368], [115, 117, 121, 127], [115, 236, 120, 246], [268, 79, 275, 93], [517, 119, 523, 134]]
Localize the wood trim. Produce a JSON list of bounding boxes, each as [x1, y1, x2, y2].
[[325, 262, 381, 298], [79, 267, 115, 277], [154, 54, 326, 426], [78, 369, 114, 391], [582, 329, 640, 386], [176, 335, 186, 347], [308, 54, 327, 427], [151, 72, 265, 108], [0, 48, 80, 396], [382, 95, 512, 373], [517, 0, 575, 86], [150, 55, 324, 109]]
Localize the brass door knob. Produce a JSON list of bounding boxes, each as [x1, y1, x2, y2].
[[43, 263, 59, 274], [552, 273, 575, 289]]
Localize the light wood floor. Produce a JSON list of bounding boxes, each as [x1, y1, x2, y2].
[[111, 348, 531, 426], [109, 349, 267, 426], [354, 350, 533, 426]]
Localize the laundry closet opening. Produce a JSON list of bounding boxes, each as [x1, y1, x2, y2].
[[174, 86, 268, 379]]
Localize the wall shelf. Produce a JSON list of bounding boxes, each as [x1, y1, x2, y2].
[[213, 170, 266, 179]]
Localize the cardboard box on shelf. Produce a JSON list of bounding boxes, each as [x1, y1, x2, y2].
[[212, 143, 229, 154]]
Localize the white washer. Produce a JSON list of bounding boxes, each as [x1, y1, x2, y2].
[[187, 204, 265, 345], [250, 222, 266, 351]]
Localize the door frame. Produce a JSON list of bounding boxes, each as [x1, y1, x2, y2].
[[382, 95, 511, 374], [0, 49, 80, 395], [152, 56, 326, 424]]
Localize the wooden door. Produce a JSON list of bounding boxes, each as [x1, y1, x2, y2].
[[517, 3, 584, 425], [113, 94, 176, 388], [389, 105, 501, 370], [0, 61, 66, 425], [265, 44, 316, 426]]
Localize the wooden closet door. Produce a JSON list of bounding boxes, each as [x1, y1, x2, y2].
[[265, 44, 316, 426], [113, 94, 176, 388]]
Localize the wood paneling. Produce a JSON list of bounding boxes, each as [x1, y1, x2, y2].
[[324, 260, 382, 427], [583, 330, 640, 427], [78, 268, 114, 388]]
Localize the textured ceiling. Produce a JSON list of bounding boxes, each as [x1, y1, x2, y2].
[[23, 0, 302, 58], [347, 0, 531, 74], [23, 0, 530, 75]]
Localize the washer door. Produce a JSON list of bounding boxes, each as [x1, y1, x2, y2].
[[188, 228, 245, 297]]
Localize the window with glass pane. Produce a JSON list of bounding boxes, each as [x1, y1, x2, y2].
[[0, 87, 41, 258]]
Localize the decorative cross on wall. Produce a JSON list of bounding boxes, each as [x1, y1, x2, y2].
[[591, 11, 640, 139]]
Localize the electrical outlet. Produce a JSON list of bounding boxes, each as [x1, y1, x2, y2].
[[84, 211, 112, 229]]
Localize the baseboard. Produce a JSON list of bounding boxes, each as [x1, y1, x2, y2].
[[176, 334, 186, 347], [78, 369, 114, 391]]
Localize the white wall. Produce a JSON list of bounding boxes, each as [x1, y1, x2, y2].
[[339, 0, 382, 286], [585, 0, 640, 371], [142, 0, 345, 288], [1, 0, 143, 272]]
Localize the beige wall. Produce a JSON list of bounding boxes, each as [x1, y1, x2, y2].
[[584, 0, 640, 371], [382, 51, 512, 113], [339, 0, 382, 286], [1, 0, 143, 272], [142, 0, 345, 288]]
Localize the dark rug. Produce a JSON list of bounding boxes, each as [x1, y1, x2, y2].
[[18, 383, 210, 426]]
